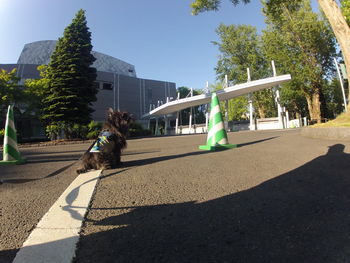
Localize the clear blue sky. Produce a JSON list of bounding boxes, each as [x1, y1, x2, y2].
[[0, 0, 316, 90]]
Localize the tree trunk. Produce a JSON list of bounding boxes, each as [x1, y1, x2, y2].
[[257, 106, 266, 119], [318, 0, 350, 109], [305, 91, 322, 124]]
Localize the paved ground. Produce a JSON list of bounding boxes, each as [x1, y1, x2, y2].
[[1, 129, 350, 262], [0, 143, 88, 263], [75, 129, 350, 263]]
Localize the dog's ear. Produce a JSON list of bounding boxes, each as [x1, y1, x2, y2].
[[107, 108, 114, 118]]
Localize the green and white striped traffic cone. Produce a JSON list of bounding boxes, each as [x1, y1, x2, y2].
[[0, 105, 26, 165], [199, 93, 236, 151]]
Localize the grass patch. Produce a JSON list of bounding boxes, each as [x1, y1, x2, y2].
[[313, 111, 350, 128]]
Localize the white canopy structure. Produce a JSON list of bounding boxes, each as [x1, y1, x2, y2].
[[146, 74, 291, 117]]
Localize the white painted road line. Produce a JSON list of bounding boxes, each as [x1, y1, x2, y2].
[[13, 169, 102, 263]]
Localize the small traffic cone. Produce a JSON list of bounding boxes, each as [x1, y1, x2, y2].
[[199, 93, 236, 151], [0, 105, 26, 165]]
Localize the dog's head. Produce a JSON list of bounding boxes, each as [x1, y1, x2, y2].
[[105, 108, 133, 136]]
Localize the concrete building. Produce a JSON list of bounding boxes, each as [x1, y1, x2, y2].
[[1, 40, 176, 138]]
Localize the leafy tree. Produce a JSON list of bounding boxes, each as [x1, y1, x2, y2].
[[42, 9, 97, 135], [211, 82, 249, 120], [0, 68, 22, 110], [322, 78, 345, 118], [213, 24, 276, 119], [262, 0, 336, 122], [24, 65, 49, 118], [191, 0, 350, 109], [177, 86, 206, 124], [341, 0, 350, 25]]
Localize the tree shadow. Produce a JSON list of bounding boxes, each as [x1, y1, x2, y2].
[[3, 144, 349, 262], [122, 137, 278, 168], [72, 143, 350, 262], [237, 136, 278, 147]]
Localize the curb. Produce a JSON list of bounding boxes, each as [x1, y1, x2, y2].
[[301, 127, 350, 141]]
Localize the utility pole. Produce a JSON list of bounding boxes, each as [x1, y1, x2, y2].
[[334, 58, 348, 112]]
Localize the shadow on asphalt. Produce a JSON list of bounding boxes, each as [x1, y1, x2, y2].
[[3, 144, 348, 263], [121, 137, 278, 168], [237, 136, 278, 147], [71, 143, 350, 263], [21, 149, 85, 155], [0, 162, 78, 184]]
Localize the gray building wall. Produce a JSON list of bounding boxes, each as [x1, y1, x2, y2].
[[0, 63, 176, 122], [17, 40, 137, 77], [92, 72, 176, 121]]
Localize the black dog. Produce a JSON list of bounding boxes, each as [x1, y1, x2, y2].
[[76, 108, 133, 174]]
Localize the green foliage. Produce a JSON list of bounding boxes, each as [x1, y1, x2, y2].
[[86, 120, 102, 139], [341, 0, 350, 26], [191, 0, 250, 15], [45, 124, 61, 141], [0, 68, 22, 109], [69, 123, 89, 140], [24, 65, 49, 118], [42, 9, 97, 130], [262, 0, 336, 121], [322, 78, 345, 118], [45, 120, 100, 141], [0, 128, 4, 143], [213, 24, 276, 119], [211, 82, 248, 120], [128, 122, 152, 137], [191, 0, 350, 113], [177, 86, 206, 124], [214, 24, 269, 83]]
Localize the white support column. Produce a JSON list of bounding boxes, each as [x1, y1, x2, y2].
[[189, 88, 193, 134], [193, 107, 196, 134], [189, 108, 193, 134], [247, 68, 251, 82], [205, 81, 210, 133], [225, 100, 229, 131], [334, 58, 348, 112], [175, 92, 180, 135], [247, 68, 254, 131], [249, 94, 254, 130], [164, 116, 168, 135], [175, 112, 179, 135], [272, 60, 284, 129], [205, 112, 209, 133], [155, 118, 159, 136], [224, 75, 229, 131]]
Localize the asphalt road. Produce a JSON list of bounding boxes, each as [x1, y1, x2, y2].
[[0, 143, 89, 263], [1, 129, 350, 263]]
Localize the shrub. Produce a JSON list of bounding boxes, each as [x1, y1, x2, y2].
[[45, 124, 61, 141], [70, 123, 88, 140], [86, 121, 102, 139], [128, 122, 151, 137], [0, 129, 4, 144]]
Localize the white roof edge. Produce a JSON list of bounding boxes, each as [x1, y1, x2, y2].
[[145, 74, 291, 117]]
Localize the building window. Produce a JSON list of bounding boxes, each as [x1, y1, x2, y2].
[[128, 69, 134, 73], [102, 82, 113, 90]]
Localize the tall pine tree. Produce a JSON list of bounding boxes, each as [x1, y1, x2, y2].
[[42, 9, 97, 130]]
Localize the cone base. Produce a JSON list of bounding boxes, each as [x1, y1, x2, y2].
[[199, 144, 237, 151], [0, 158, 27, 165]]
